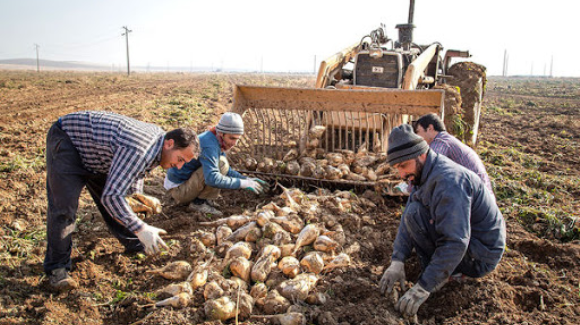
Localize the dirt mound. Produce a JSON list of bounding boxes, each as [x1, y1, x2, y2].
[[447, 61, 487, 146], [448, 61, 487, 97], [433, 83, 463, 135]]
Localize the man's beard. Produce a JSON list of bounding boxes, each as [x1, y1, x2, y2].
[[405, 157, 424, 187]]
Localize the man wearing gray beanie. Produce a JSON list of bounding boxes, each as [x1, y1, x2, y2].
[[164, 112, 268, 215], [379, 123, 506, 317]]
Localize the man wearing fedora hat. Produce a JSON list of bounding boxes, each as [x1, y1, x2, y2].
[[164, 112, 268, 215], [378, 123, 506, 316]]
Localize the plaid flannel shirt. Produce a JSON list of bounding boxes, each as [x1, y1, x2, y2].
[[60, 111, 165, 232]]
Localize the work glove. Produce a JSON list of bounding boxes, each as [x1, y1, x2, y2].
[[379, 260, 406, 295], [239, 178, 268, 195], [395, 181, 411, 195], [395, 283, 430, 316], [252, 178, 270, 191], [375, 180, 409, 196], [136, 223, 168, 255]]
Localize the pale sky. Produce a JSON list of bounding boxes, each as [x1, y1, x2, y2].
[[0, 0, 577, 76]]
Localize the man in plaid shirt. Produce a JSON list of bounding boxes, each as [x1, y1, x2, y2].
[[44, 111, 199, 290], [414, 113, 494, 195]]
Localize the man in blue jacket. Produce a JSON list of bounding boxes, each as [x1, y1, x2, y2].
[[378, 124, 506, 316], [164, 112, 267, 215]]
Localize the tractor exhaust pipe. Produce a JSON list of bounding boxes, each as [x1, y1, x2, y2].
[[408, 0, 415, 24], [396, 0, 416, 50]]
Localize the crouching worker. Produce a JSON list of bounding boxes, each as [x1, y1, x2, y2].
[[378, 124, 506, 316], [164, 112, 269, 216], [44, 111, 200, 290]]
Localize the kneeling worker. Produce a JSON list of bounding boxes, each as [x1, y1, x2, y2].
[[164, 112, 268, 215], [379, 124, 506, 316]]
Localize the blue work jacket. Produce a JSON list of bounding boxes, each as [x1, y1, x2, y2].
[[392, 150, 506, 291], [166, 130, 245, 189]]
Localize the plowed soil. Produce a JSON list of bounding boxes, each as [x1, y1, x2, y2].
[[0, 71, 578, 325]]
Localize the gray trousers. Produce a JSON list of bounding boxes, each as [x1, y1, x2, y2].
[[403, 201, 496, 278], [44, 122, 142, 274]]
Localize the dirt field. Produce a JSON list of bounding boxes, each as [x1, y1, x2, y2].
[[0, 71, 578, 325]]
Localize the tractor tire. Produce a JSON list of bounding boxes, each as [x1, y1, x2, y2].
[[446, 62, 487, 147]]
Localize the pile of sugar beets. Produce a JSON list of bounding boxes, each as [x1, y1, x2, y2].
[[243, 125, 398, 183], [144, 185, 378, 325]]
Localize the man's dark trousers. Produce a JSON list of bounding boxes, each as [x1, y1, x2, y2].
[[44, 121, 143, 275]]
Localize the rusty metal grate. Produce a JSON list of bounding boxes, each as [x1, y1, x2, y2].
[[227, 85, 443, 191]]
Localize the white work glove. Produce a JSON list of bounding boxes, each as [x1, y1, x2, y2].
[[239, 178, 267, 194], [395, 181, 410, 195], [379, 260, 406, 294], [395, 283, 430, 316], [136, 223, 168, 255]]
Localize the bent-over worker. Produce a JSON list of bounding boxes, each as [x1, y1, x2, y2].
[[44, 111, 199, 290]]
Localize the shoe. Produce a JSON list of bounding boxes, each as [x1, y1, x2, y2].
[[124, 244, 145, 255], [206, 199, 221, 208], [450, 273, 468, 282], [49, 268, 78, 291], [188, 202, 223, 216]]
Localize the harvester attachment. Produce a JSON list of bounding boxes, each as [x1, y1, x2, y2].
[[227, 85, 443, 193]]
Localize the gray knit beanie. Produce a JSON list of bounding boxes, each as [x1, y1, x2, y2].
[[387, 123, 429, 166], [216, 112, 244, 135]]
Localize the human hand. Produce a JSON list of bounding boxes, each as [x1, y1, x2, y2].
[[395, 181, 410, 195], [395, 283, 430, 316], [375, 180, 409, 196], [136, 224, 168, 255], [239, 178, 265, 194], [252, 178, 270, 191], [379, 260, 406, 295]]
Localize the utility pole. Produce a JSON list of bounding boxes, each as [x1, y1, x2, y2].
[[34, 44, 40, 72], [122, 26, 132, 76], [550, 55, 554, 77], [502, 49, 507, 77], [314, 55, 317, 75], [505, 53, 509, 77]]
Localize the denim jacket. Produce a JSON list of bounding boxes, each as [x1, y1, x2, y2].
[[392, 151, 506, 291], [166, 130, 245, 189]]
